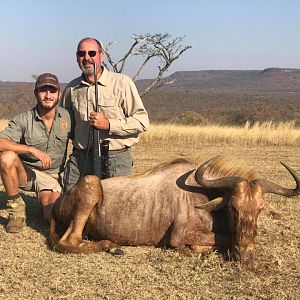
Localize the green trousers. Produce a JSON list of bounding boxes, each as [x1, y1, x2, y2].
[[63, 148, 133, 191]]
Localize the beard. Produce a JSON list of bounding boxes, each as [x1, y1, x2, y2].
[[81, 64, 94, 76], [37, 98, 59, 112]]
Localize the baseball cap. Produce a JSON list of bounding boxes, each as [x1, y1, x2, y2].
[[35, 73, 60, 90]]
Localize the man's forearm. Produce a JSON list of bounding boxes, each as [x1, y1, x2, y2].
[[0, 138, 34, 155], [109, 112, 149, 136]]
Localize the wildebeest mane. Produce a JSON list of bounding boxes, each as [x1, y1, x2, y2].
[[204, 157, 259, 181], [133, 157, 258, 180], [132, 158, 190, 177]]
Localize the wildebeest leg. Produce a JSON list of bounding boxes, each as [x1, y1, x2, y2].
[[169, 220, 215, 255], [53, 176, 123, 254], [49, 209, 60, 249], [58, 220, 123, 254]]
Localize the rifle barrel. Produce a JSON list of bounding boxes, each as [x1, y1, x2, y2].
[[92, 62, 102, 177]]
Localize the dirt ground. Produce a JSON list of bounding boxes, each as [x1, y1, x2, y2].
[[0, 141, 299, 300]]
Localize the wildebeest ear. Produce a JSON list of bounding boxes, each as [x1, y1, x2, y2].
[[263, 202, 284, 219], [195, 197, 226, 211]]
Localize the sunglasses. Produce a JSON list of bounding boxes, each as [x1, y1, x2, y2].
[[76, 50, 98, 58]]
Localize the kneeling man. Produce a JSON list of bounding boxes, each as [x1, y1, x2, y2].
[[0, 73, 72, 232]]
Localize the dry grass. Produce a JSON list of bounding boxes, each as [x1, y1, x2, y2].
[[2, 119, 300, 146], [141, 121, 300, 146], [0, 120, 300, 299]]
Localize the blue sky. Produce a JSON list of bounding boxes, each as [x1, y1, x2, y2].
[[0, 0, 299, 82]]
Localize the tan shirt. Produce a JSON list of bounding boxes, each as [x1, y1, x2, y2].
[[61, 67, 149, 150], [0, 107, 71, 175]]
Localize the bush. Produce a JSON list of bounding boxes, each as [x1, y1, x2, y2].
[[170, 111, 208, 125]]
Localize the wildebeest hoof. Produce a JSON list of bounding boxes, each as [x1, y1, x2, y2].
[[110, 247, 124, 255]]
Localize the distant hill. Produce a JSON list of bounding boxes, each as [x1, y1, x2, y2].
[[136, 68, 300, 92], [1, 68, 300, 100], [1, 68, 300, 125], [139, 68, 300, 125]]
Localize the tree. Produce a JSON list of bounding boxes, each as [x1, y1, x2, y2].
[[103, 33, 192, 97]]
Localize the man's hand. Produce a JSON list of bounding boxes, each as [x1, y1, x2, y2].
[[89, 112, 110, 130], [30, 148, 52, 169]]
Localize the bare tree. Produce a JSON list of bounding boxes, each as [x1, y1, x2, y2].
[[103, 33, 192, 97]]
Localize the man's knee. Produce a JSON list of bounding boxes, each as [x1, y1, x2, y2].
[[39, 191, 61, 223], [39, 191, 61, 206], [0, 151, 19, 170]]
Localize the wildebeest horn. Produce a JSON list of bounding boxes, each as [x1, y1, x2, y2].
[[254, 162, 300, 197], [195, 156, 243, 188], [195, 197, 226, 211]]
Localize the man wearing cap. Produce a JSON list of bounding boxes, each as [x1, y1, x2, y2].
[[61, 37, 149, 191], [0, 73, 72, 232]]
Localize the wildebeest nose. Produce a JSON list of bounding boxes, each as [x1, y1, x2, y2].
[[240, 249, 253, 263], [233, 246, 254, 263]]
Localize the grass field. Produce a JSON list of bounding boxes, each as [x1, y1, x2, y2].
[[0, 121, 300, 299]]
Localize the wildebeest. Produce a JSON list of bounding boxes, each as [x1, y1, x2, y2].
[[50, 157, 300, 263]]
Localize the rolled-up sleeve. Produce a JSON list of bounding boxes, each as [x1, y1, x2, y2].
[[0, 117, 24, 143], [108, 76, 149, 136]]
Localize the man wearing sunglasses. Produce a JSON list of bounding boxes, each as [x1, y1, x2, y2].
[[0, 73, 72, 232], [61, 37, 149, 191]]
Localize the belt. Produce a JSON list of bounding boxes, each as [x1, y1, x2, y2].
[[74, 147, 130, 154], [110, 147, 130, 153]]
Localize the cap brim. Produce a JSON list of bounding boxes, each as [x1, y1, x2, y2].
[[36, 83, 59, 90]]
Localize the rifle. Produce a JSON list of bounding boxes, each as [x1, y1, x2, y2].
[[92, 62, 110, 178]]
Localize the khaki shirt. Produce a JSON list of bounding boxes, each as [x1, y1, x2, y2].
[[0, 107, 71, 175], [61, 67, 149, 150]]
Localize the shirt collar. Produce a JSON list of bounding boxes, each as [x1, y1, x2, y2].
[[33, 106, 60, 120]]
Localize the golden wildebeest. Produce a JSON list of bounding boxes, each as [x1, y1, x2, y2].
[[50, 157, 300, 263]]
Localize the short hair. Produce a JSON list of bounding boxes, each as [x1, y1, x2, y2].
[[77, 37, 103, 52]]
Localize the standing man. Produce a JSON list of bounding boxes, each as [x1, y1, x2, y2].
[[61, 37, 149, 191], [0, 73, 71, 232]]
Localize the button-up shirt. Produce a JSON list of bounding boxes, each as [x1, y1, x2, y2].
[[0, 106, 71, 175], [61, 67, 149, 150]]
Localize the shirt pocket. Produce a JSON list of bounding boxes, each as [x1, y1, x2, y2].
[[24, 136, 48, 150], [72, 90, 88, 120], [99, 97, 124, 119], [55, 133, 69, 148], [52, 133, 69, 161], [23, 136, 48, 161]]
